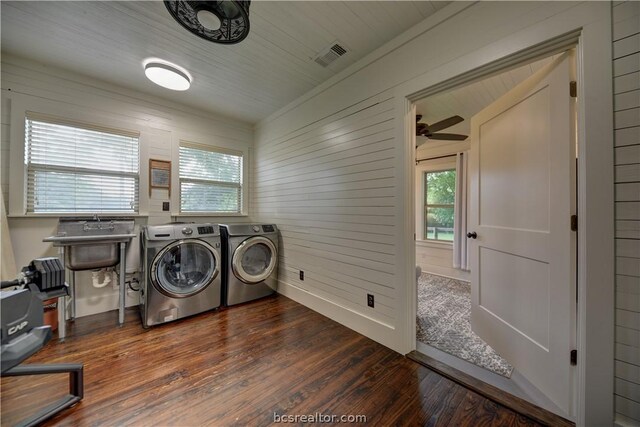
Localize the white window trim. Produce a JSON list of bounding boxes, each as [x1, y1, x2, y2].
[[172, 136, 250, 217], [8, 94, 150, 217], [415, 158, 456, 245]]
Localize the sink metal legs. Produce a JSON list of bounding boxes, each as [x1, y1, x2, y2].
[[57, 294, 67, 340], [57, 247, 68, 340], [118, 242, 126, 326], [69, 270, 76, 320], [56, 242, 128, 336]]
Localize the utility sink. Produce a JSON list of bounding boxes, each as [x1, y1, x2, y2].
[[43, 217, 135, 270]]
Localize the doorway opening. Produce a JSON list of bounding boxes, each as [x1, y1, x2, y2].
[[413, 51, 577, 419]]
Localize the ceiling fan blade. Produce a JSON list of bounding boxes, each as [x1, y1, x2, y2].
[[416, 137, 429, 148], [429, 133, 469, 141], [426, 115, 464, 133]]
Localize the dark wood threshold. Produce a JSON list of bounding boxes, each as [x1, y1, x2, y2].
[[407, 350, 575, 427]]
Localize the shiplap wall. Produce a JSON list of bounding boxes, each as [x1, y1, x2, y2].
[[613, 2, 640, 426], [416, 244, 469, 282], [254, 2, 614, 358], [0, 55, 253, 317], [254, 91, 397, 327]]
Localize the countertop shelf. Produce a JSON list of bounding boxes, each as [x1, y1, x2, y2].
[[43, 234, 136, 244]]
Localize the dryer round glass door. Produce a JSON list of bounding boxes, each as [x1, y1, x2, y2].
[[232, 236, 277, 284], [151, 240, 220, 298]]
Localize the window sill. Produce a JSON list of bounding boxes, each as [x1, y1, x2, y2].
[[416, 239, 454, 249], [174, 213, 249, 218], [7, 213, 148, 219]]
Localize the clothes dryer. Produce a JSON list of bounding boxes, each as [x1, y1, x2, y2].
[[220, 224, 278, 306]]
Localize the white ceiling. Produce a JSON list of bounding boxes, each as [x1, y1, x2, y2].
[[415, 54, 558, 145], [1, 1, 450, 124]]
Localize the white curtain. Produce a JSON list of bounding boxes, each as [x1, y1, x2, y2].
[[1, 191, 17, 280], [453, 152, 469, 271]]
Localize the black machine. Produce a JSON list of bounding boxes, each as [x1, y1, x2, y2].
[[1, 257, 83, 427]]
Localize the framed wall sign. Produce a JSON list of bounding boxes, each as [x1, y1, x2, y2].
[[149, 159, 171, 196]]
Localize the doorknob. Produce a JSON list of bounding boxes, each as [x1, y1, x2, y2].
[[467, 232, 477, 239]]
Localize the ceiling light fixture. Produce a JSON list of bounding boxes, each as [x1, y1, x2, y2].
[[143, 60, 192, 91]]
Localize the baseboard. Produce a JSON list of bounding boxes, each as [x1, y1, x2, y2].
[[615, 413, 640, 427], [72, 290, 139, 318], [276, 280, 402, 353], [419, 270, 470, 283]]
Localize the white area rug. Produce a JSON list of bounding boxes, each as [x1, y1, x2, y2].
[[416, 273, 514, 378]]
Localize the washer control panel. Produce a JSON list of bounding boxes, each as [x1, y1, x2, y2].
[[182, 227, 193, 236], [197, 226, 215, 235], [262, 225, 275, 232], [252, 225, 261, 232]]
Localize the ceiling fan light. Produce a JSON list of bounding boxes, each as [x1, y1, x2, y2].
[[197, 10, 222, 31], [164, 0, 251, 45], [144, 62, 191, 91]]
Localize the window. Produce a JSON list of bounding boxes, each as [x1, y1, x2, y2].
[[25, 115, 139, 213], [424, 169, 456, 241], [179, 143, 243, 213]]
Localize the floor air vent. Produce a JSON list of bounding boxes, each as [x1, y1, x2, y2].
[[314, 42, 348, 67]]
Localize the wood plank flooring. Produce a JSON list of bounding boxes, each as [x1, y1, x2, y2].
[[1, 295, 541, 426]]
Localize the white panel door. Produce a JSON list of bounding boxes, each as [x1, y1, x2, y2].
[[469, 53, 576, 414]]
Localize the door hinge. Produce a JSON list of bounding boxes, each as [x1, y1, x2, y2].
[[571, 215, 578, 232], [570, 81, 577, 98], [570, 349, 577, 365]]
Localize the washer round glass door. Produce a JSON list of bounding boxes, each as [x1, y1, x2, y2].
[[232, 236, 277, 284], [151, 239, 220, 298]]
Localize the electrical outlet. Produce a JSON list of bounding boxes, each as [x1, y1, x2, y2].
[[299, 270, 304, 281], [367, 294, 374, 308], [162, 202, 170, 211]]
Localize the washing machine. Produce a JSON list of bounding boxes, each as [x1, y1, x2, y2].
[[140, 223, 222, 328], [221, 224, 279, 306]]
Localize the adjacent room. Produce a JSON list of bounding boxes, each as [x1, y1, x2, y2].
[[413, 53, 580, 415], [0, 1, 633, 426]]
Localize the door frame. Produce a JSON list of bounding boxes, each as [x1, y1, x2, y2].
[[395, 5, 614, 425]]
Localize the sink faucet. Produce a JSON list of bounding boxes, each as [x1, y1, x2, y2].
[[83, 214, 114, 232]]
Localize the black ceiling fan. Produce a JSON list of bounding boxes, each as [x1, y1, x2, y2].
[[165, 1, 251, 45], [416, 114, 468, 147]]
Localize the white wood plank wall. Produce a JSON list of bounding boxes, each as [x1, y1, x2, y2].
[[416, 244, 470, 282], [254, 92, 397, 326], [613, 2, 640, 425], [0, 55, 253, 316], [1, 97, 10, 210], [254, 2, 614, 358]]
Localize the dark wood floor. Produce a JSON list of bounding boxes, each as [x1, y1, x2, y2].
[[1, 295, 541, 426]]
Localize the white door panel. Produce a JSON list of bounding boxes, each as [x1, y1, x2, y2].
[[469, 52, 576, 415], [478, 86, 551, 232], [478, 247, 550, 349]]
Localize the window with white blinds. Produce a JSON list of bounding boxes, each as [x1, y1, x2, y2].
[[24, 115, 140, 213], [179, 143, 243, 213]]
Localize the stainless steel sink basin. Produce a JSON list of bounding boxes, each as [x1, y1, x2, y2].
[[44, 217, 135, 270]]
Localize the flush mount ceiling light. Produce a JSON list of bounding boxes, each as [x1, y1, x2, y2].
[[164, 0, 251, 45], [144, 60, 192, 91]]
